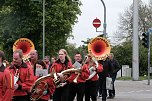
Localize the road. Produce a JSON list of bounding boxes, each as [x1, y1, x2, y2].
[[98, 80, 152, 101], [50, 80, 152, 101]]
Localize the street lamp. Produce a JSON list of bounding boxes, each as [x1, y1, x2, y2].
[[31, 0, 45, 59], [100, 0, 107, 38], [42, 0, 45, 59]]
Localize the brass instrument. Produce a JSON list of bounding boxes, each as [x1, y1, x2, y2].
[[30, 68, 81, 101], [30, 73, 53, 101], [88, 37, 111, 60], [13, 38, 35, 61], [87, 37, 111, 80]]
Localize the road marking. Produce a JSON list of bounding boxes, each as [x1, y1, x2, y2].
[[119, 89, 152, 94]]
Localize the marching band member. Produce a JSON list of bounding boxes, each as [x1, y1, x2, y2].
[[50, 49, 74, 101], [0, 50, 14, 101], [8, 49, 34, 101], [26, 50, 38, 69], [32, 59, 55, 101], [68, 52, 90, 101], [84, 54, 103, 101], [44, 56, 51, 69]]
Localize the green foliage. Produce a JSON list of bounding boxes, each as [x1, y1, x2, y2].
[[112, 1, 152, 76], [0, 0, 81, 60], [112, 40, 132, 69]]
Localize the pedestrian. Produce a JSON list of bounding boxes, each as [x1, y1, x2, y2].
[[107, 53, 121, 99], [98, 57, 113, 101]]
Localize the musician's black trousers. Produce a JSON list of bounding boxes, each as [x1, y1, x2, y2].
[[53, 84, 69, 101], [69, 82, 85, 101], [85, 80, 98, 101], [100, 76, 107, 101], [12, 95, 30, 101]]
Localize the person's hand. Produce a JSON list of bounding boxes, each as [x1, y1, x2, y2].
[[91, 67, 97, 71], [43, 90, 48, 95], [60, 82, 67, 87], [14, 83, 18, 90], [57, 73, 63, 78]]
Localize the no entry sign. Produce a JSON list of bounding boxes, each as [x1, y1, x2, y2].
[[93, 18, 101, 28]]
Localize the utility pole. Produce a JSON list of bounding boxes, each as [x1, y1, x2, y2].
[[132, 0, 139, 81], [31, 0, 45, 59]]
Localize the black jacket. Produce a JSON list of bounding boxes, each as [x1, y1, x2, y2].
[[98, 59, 113, 78]]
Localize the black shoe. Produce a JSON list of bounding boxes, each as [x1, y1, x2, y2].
[[99, 94, 102, 97], [107, 96, 112, 99], [107, 95, 115, 99]]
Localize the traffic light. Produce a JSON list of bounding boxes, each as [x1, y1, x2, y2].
[[142, 32, 149, 48]]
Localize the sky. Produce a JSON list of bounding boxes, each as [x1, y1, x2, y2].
[[68, 0, 149, 47]]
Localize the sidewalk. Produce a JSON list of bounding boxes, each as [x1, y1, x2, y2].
[[98, 80, 152, 101]]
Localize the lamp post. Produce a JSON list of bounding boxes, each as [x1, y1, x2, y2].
[[100, 0, 107, 38], [42, 0, 45, 59]]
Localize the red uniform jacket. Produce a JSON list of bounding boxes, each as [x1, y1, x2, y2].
[[50, 60, 74, 83], [33, 75, 56, 100], [0, 64, 14, 101], [50, 61, 73, 73], [8, 61, 34, 96], [88, 63, 103, 81], [68, 64, 90, 83]]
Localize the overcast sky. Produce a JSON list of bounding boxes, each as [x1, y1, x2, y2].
[[68, 0, 149, 47]]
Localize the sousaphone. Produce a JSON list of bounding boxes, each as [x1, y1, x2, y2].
[[87, 37, 111, 80], [88, 37, 111, 60], [13, 38, 35, 59]]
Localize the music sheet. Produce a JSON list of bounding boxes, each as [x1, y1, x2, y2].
[[73, 61, 82, 69], [36, 68, 48, 76]]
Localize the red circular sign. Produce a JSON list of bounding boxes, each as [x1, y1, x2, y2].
[[93, 18, 101, 28]]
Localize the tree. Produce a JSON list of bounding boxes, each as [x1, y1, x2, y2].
[[111, 1, 152, 76], [0, 0, 81, 60]]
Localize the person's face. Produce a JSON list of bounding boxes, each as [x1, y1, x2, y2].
[[44, 57, 50, 63], [108, 54, 113, 60], [86, 56, 91, 63], [58, 50, 66, 62], [13, 53, 22, 66], [74, 54, 82, 62], [30, 51, 38, 60], [36, 64, 43, 69], [0, 57, 2, 63], [51, 58, 56, 63]]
